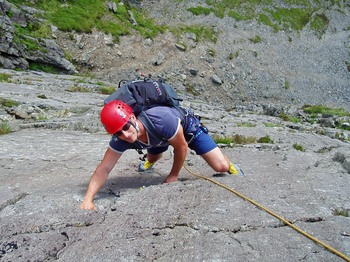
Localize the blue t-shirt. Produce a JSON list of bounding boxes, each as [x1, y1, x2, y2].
[[109, 106, 183, 153]]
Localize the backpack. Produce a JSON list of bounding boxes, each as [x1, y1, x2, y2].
[[104, 77, 183, 115], [104, 77, 188, 150]]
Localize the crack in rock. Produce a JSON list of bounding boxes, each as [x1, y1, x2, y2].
[[150, 216, 328, 236], [14, 221, 94, 235], [0, 193, 28, 212]]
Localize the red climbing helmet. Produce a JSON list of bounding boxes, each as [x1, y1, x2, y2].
[[100, 100, 133, 134]]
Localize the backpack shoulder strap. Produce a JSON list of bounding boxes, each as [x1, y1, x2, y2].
[[137, 111, 167, 142]]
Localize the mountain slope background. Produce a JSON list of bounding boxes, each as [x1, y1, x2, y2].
[[1, 0, 350, 111]]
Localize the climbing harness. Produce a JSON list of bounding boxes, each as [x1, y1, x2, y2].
[[182, 164, 350, 262]]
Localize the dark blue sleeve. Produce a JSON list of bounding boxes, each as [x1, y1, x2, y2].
[[109, 136, 132, 153]]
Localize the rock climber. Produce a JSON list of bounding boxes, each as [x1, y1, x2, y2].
[[80, 100, 243, 210]]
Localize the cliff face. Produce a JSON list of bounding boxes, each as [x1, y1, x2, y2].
[[0, 1, 76, 73]]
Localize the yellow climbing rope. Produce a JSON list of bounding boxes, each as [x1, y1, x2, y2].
[[182, 164, 350, 262]]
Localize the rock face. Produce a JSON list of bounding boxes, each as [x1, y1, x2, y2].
[[0, 70, 349, 261], [0, 0, 77, 73], [0, 1, 350, 261]]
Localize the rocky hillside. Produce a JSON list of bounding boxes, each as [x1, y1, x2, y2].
[[1, 0, 350, 111]]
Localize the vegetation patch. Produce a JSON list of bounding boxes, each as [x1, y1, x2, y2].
[[332, 208, 349, 217], [184, 83, 200, 96], [264, 122, 283, 127], [0, 73, 12, 82], [213, 134, 256, 145], [66, 85, 90, 92], [236, 122, 256, 127], [249, 35, 262, 43], [9, 0, 167, 42], [98, 87, 116, 95], [171, 25, 218, 43], [0, 121, 12, 135], [302, 105, 350, 117], [293, 143, 305, 151], [278, 113, 299, 123], [309, 13, 329, 39], [29, 62, 61, 74], [228, 51, 239, 60], [186, 0, 340, 35], [213, 134, 276, 145], [187, 6, 212, 16], [207, 48, 216, 56], [0, 97, 20, 107], [268, 7, 313, 31], [257, 135, 274, 143], [37, 94, 48, 99], [283, 79, 290, 90]]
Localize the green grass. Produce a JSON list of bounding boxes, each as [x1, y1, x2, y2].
[[213, 134, 256, 145], [249, 35, 262, 43], [268, 7, 313, 31], [228, 51, 240, 60], [0, 73, 11, 82], [257, 135, 274, 143], [332, 208, 349, 217], [279, 113, 300, 123], [186, 0, 343, 35], [236, 122, 256, 127], [213, 134, 276, 145], [302, 105, 350, 117], [310, 13, 329, 39], [283, 79, 290, 90], [0, 97, 20, 107], [98, 87, 116, 95], [187, 6, 212, 16], [293, 143, 305, 151], [37, 94, 48, 99], [264, 122, 283, 127], [66, 85, 90, 92], [8, 0, 219, 47], [258, 13, 280, 32], [19, 0, 167, 42], [13, 24, 48, 52], [0, 121, 12, 135], [171, 25, 218, 43], [302, 105, 350, 132], [29, 62, 61, 74]]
